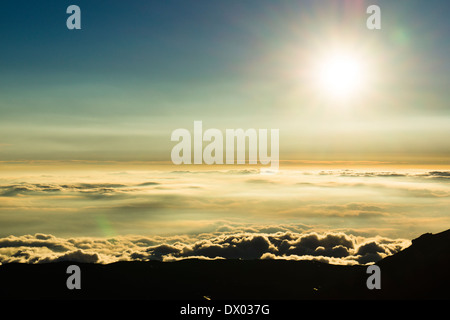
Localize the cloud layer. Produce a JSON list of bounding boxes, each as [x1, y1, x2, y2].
[[0, 228, 411, 266], [1, 168, 449, 244]]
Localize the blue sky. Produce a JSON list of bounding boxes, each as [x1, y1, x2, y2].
[[1, 0, 449, 163]]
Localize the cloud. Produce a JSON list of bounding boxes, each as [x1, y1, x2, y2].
[[428, 171, 450, 177], [0, 234, 70, 252], [0, 229, 411, 266], [338, 170, 409, 178], [0, 183, 128, 198], [1, 168, 448, 242], [0, 181, 159, 201], [137, 182, 161, 186], [38, 250, 100, 264], [419, 171, 450, 181], [245, 178, 276, 184], [0, 186, 36, 197]]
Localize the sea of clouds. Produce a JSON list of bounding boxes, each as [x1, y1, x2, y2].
[[0, 225, 411, 265], [1, 168, 448, 265]]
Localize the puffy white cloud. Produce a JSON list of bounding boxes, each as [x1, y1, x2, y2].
[[0, 229, 411, 266], [39, 250, 100, 264]]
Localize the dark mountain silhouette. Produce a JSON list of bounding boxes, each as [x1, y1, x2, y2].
[[0, 230, 449, 300], [374, 229, 450, 299]]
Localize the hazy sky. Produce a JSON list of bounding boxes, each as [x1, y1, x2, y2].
[[1, 0, 449, 164]]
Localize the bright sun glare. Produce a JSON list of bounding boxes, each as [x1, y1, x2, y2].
[[317, 53, 365, 99]]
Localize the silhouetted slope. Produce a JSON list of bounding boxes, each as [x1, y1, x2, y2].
[[0, 230, 448, 300], [376, 229, 450, 299]]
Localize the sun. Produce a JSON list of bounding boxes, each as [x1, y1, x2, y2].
[[316, 52, 366, 99]]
